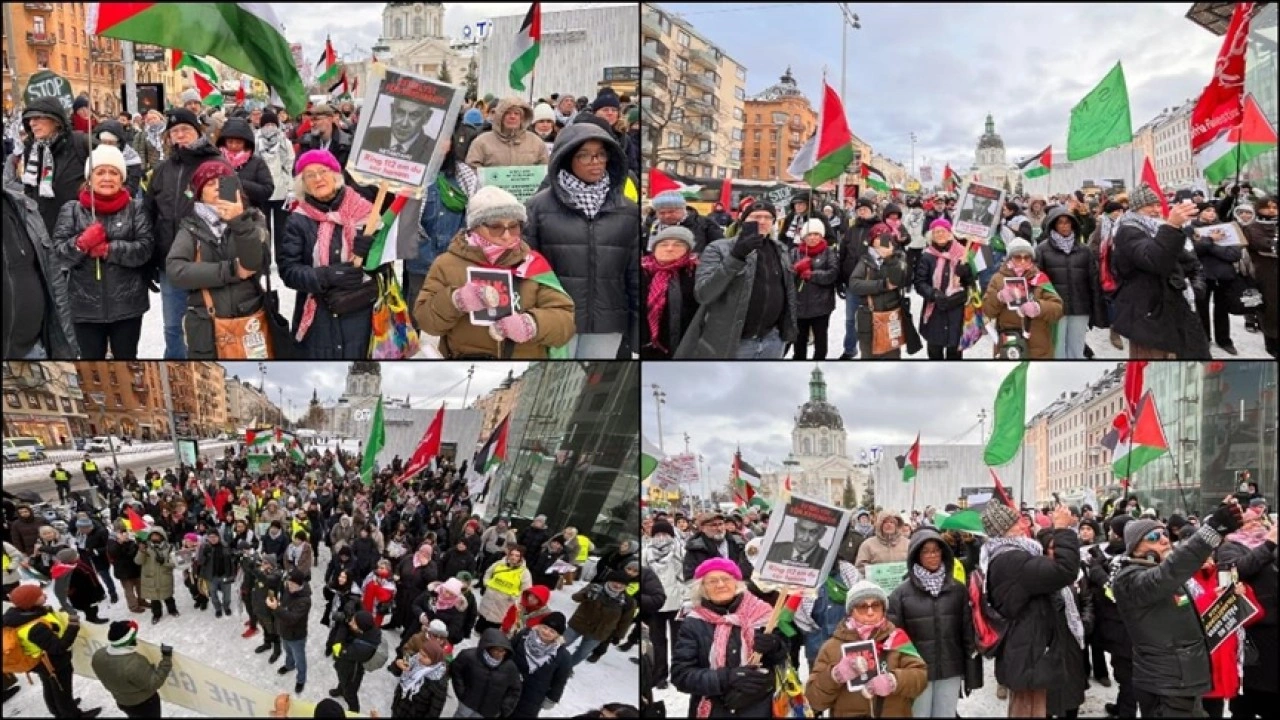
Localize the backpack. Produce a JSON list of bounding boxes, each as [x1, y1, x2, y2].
[[363, 633, 390, 673], [1099, 235, 1119, 294], [1, 619, 56, 678], [967, 567, 1009, 659]]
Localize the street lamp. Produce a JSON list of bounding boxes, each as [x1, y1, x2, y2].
[[651, 383, 667, 452], [837, 3, 861, 201], [977, 408, 989, 444], [86, 392, 121, 473], [909, 132, 917, 183]]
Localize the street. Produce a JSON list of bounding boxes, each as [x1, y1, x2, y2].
[[3, 441, 235, 500]]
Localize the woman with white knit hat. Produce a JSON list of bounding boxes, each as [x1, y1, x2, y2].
[[413, 184, 575, 358], [51, 144, 154, 359]]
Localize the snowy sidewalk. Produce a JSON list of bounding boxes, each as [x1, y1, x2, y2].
[[3, 442, 234, 484]]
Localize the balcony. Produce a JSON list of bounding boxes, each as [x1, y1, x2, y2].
[[26, 31, 56, 46], [683, 96, 713, 116], [641, 43, 664, 68], [789, 136, 803, 149], [687, 73, 715, 93], [23, 3, 54, 12], [689, 48, 718, 70], [788, 117, 806, 132], [641, 12, 663, 40]]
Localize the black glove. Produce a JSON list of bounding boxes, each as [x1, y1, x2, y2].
[[956, 262, 974, 283], [752, 631, 785, 665], [730, 230, 766, 260], [721, 666, 773, 711], [835, 284, 847, 300], [352, 234, 375, 259], [317, 265, 365, 290], [1206, 502, 1245, 536], [160, 644, 173, 657]]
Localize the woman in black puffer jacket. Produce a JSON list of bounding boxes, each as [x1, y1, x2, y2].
[[52, 144, 154, 358], [887, 528, 974, 719], [1189, 203, 1243, 354], [1034, 205, 1107, 359], [215, 118, 274, 212]]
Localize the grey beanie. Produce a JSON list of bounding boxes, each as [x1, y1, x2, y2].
[[180, 88, 202, 105], [1005, 237, 1034, 257], [465, 185, 527, 229], [1124, 518, 1164, 556], [1129, 184, 1161, 210], [648, 225, 695, 253], [652, 190, 686, 210], [982, 502, 1021, 538], [844, 579, 888, 612]]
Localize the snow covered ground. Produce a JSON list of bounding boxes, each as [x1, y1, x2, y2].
[[4, 443, 235, 486], [813, 289, 1268, 360], [653, 641, 1118, 718], [5, 537, 638, 717]]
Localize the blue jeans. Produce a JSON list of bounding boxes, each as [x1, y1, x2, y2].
[[912, 675, 963, 719], [1054, 314, 1090, 359], [158, 271, 188, 359], [568, 332, 623, 359], [735, 329, 785, 359], [562, 627, 604, 667], [842, 293, 861, 356], [208, 577, 233, 614], [282, 637, 307, 685]]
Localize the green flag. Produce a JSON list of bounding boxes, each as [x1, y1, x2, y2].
[[359, 396, 385, 486], [1067, 61, 1132, 161], [984, 362, 1029, 466]]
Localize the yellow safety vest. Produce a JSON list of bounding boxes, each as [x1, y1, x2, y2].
[[626, 580, 639, 596], [291, 518, 310, 538], [487, 565, 525, 597], [83, 461, 97, 472], [624, 177, 638, 204], [150, 476, 163, 490], [574, 535, 591, 564], [16, 611, 69, 659], [951, 558, 966, 586], [53, 470, 70, 483]]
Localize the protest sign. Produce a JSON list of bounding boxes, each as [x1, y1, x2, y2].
[[839, 640, 882, 692], [1200, 585, 1261, 654], [176, 438, 198, 469], [650, 452, 699, 490], [1193, 222, 1243, 247], [349, 65, 463, 196], [24, 70, 74, 115], [757, 494, 849, 589], [464, 267, 515, 326], [479, 165, 548, 204], [865, 561, 908, 595], [953, 181, 1005, 242]]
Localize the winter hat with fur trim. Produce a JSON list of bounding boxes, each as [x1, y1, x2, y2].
[[85, 144, 128, 181], [844, 579, 888, 612], [465, 185, 527, 229], [648, 225, 695, 253]]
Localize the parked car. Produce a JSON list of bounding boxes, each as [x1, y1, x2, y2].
[[3, 437, 46, 463], [85, 436, 121, 453]]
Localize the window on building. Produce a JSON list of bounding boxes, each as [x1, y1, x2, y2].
[[74, 57, 80, 74], [667, 132, 682, 148], [61, 398, 73, 413], [718, 167, 727, 178], [659, 15, 671, 34], [109, 371, 117, 385], [755, 113, 761, 123], [672, 81, 685, 98], [735, 87, 745, 101], [114, 393, 123, 407], [34, 17, 46, 33], [753, 129, 762, 142], [772, 111, 788, 124], [671, 108, 684, 122], [751, 148, 760, 159], [61, 54, 68, 72], [25, 391, 40, 409], [675, 57, 687, 73], [732, 128, 743, 141], [736, 67, 747, 82], [699, 140, 712, 154], [4, 391, 18, 408], [677, 30, 690, 47], [734, 108, 744, 121], [59, 22, 66, 39], [44, 394, 56, 411], [769, 166, 777, 177]]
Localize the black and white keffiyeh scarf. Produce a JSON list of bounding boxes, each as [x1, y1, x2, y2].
[[912, 563, 947, 597], [523, 628, 561, 672], [22, 139, 55, 198], [193, 203, 226, 240], [980, 535, 1086, 649], [557, 169, 611, 219]]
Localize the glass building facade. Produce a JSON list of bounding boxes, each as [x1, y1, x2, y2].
[[1244, 3, 1277, 193], [492, 362, 640, 548]]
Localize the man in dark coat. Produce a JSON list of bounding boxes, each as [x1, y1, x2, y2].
[[1111, 501, 1244, 718], [523, 122, 639, 358], [273, 569, 312, 695], [1085, 514, 1137, 718], [682, 512, 752, 582], [20, 97, 90, 236], [1110, 184, 1210, 359], [981, 501, 1081, 717], [451, 627, 523, 716], [142, 108, 222, 359], [511, 614, 573, 717], [1216, 515, 1279, 719], [329, 610, 381, 713], [214, 118, 275, 212], [106, 522, 145, 613], [74, 517, 118, 606], [2, 186, 80, 359]]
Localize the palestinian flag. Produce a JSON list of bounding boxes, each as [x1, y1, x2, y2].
[[171, 50, 223, 107], [467, 414, 509, 494], [787, 81, 854, 188], [861, 163, 890, 193], [943, 164, 958, 191], [1198, 94, 1277, 185], [648, 167, 702, 199], [287, 438, 305, 463], [641, 435, 664, 480], [938, 508, 986, 534], [1019, 146, 1052, 179], [1112, 391, 1169, 478], [509, 3, 541, 92], [124, 506, 148, 533], [966, 238, 995, 276], [362, 192, 410, 270], [883, 627, 921, 659], [316, 35, 341, 87], [245, 427, 274, 448], [732, 451, 760, 507], [898, 433, 920, 483], [512, 251, 571, 358], [87, 3, 307, 115], [1191, 3, 1257, 183], [776, 592, 804, 638]]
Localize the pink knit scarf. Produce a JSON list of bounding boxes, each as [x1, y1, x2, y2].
[[922, 240, 969, 324], [291, 188, 374, 341], [466, 231, 509, 265], [687, 592, 773, 718]]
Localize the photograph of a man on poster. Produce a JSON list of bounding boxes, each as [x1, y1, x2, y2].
[[363, 96, 433, 159]]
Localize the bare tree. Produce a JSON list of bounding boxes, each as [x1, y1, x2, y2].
[[641, 94, 735, 179]]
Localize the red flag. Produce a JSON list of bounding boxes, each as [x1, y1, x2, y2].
[[397, 403, 446, 482], [988, 468, 1016, 510], [1190, 3, 1255, 156], [718, 170, 733, 213], [943, 164, 958, 192], [213, 487, 231, 518], [1111, 360, 1147, 439], [648, 167, 681, 198], [235, 79, 246, 106], [1140, 156, 1168, 218]]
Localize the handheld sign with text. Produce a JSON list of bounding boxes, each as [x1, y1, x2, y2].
[[479, 165, 548, 204], [865, 561, 908, 595], [1199, 584, 1261, 654], [465, 267, 515, 326], [756, 494, 851, 589], [24, 70, 75, 115], [953, 181, 1006, 242]]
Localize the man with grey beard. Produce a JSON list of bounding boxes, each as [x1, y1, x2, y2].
[[680, 512, 751, 582]]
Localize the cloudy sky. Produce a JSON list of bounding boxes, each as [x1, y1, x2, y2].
[[641, 361, 1119, 492], [659, 3, 1223, 173], [220, 362, 526, 422], [276, 3, 630, 66]]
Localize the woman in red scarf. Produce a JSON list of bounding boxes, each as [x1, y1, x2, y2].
[[52, 144, 154, 359], [641, 225, 698, 359], [790, 218, 839, 359]]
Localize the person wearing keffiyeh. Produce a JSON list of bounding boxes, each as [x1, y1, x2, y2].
[[511, 612, 573, 716], [21, 96, 91, 236], [389, 636, 450, 717], [641, 225, 698, 359]]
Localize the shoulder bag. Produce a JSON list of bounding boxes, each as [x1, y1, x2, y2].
[[195, 244, 273, 359]]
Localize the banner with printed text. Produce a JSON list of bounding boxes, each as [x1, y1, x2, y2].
[[756, 494, 850, 589]]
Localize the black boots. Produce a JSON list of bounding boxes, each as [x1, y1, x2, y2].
[[254, 636, 272, 654], [268, 636, 282, 664]]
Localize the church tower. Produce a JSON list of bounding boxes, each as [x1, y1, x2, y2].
[[792, 366, 847, 460], [345, 362, 382, 399]]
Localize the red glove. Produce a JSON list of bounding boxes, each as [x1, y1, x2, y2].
[[799, 268, 813, 281], [793, 257, 813, 275], [76, 222, 107, 255], [88, 242, 110, 260]]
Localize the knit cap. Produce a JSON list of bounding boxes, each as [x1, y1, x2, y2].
[[73, 96, 91, 111], [1129, 184, 1161, 210], [693, 557, 741, 582], [541, 611, 567, 635], [166, 108, 201, 133], [1124, 518, 1164, 556], [190, 159, 234, 195], [85, 144, 128, 181], [462, 108, 485, 128], [8, 583, 45, 610], [532, 103, 555, 124], [802, 218, 827, 238], [465, 185, 527, 229], [294, 148, 341, 177], [1005, 237, 1034, 257], [56, 547, 80, 564], [982, 502, 1021, 538], [107, 620, 139, 647], [651, 190, 686, 211], [844, 579, 888, 612], [180, 88, 202, 105], [929, 218, 953, 232], [591, 90, 621, 112], [76, 517, 94, 529], [354, 610, 376, 632], [314, 699, 346, 719], [651, 519, 676, 537], [427, 619, 449, 636], [648, 225, 694, 253], [260, 111, 279, 128]]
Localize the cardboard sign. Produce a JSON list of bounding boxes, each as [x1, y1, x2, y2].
[[349, 65, 463, 197], [839, 640, 882, 692], [1200, 584, 1261, 654], [865, 561, 908, 595], [464, 267, 515, 326], [650, 452, 700, 489], [953, 181, 1006, 242], [479, 165, 548, 204], [757, 494, 850, 589], [24, 70, 74, 115]]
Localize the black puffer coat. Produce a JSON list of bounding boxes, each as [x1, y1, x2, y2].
[[165, 208, 270, 359], [390, 661, 448, 717], [1190, 220, 1244, 282], [637, 565, 667, 620], [450, 629, 523, 716], [215, 118, 274, 210], [682, 532, 751, 582], [986, 529, 1081, 692], [1112, 526, 1219, 697], [244, 556, 283, 634], [1, 188, 80, 359], [886, 529, 974, 681], [143, 137, 223, 267], [21, 97, 90, 234], [510, 628, 573, 716], [1084, 542, 1132, 658], [913, 242, 975, 348], [524, 123, 639, 337], [273, 582, 312, 642], [1110, 217, 1210, 357], [107, 534, 142, 581], [789, 243, 838, 319], [838, 214, 879, 289], [670, 593, 788, 719], [1035, 206, 1107, 324], [52, 196, 154, 324]]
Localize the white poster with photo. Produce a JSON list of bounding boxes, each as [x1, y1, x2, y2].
[[348, 65, 464, 197], [953, 181, 1006, 242], [650, 453, 700, 489], [1193, 222, 1243, 247], [756, 494, 850, 589]]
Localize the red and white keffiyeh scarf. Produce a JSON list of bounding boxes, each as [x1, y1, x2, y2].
[[687, 592, 773, 718], [291, 188, 374, 341]]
